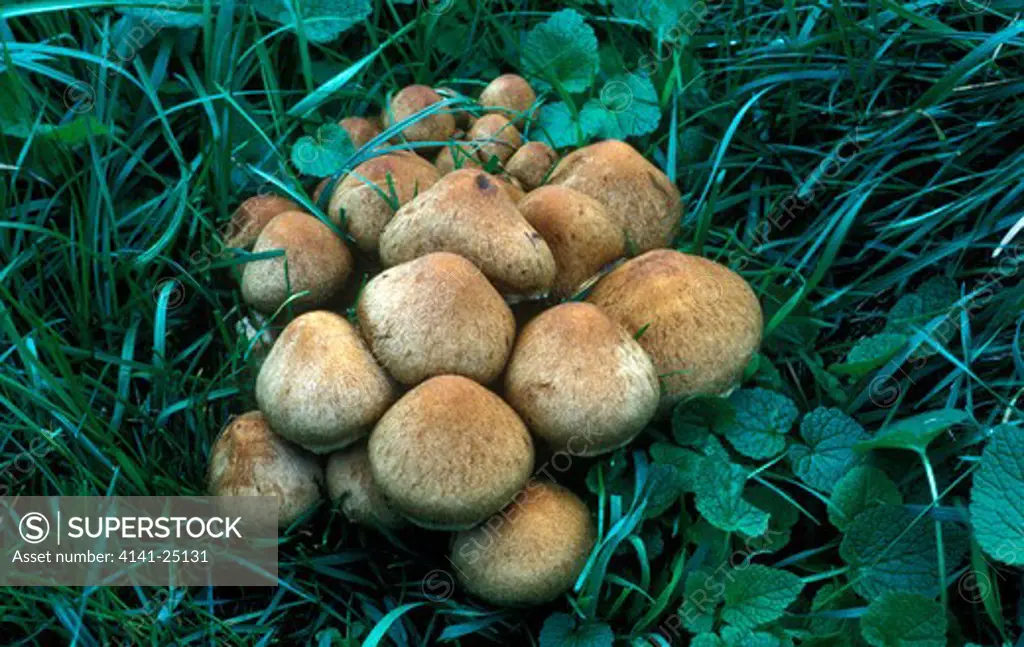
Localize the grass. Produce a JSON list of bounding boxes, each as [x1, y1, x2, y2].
[[2, 1, 1024, 645]]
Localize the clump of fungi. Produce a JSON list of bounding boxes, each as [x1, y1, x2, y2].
[[209, 72, 763, 607]]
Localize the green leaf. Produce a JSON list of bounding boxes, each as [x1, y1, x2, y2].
[[790, 407, 869, 492], [969, 424, 1024, 565], [612, 0, 705, 41], [831, 333, 907, 377], [809, 583, 860, 636], [855, 409, 970, 454], [721, 564, 804, 630], [692, 635, 725, 647], [251, 0, 372, 44], [578, 73, 661, 139], [672, 396, 734, 448], [694, 451, 770, 537], [720, 626, 789, 647], [860, 592, 946, 647], [644, 463, 686, 518], [746, 485, 800, 530], [718, 388, 799, 459], [828, 466, 903, 531], [649, 442, 703, 492], [120, 4, 206, 28], [522, 9, 600, 93], [839, 505, 968, 598], [534, 102, 586, 148], [538, 612, 614, 647], [290, 123, 356, 177], [681, 567, 727, 633]]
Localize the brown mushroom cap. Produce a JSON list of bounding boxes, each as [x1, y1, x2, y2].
[[327, 153, 441, 252], [379, 169, 556, 297], [450, 481, 595, 606], [548, 140, 682, 253], [326, 443, 406, 529], [478, 74, 537, 124], [382, 85, 456, 144], [357, 252, 515, 385], [256, 311, 395, 453], [467, 114, 523, 165], [368, 375, 535, 530], [227, 195, 302, 249], [338, 117, 382, 150], [434, 141, 483, 175], [587, 250, 763, 411], [241, 211, 353, 314], [506, 142, 557, 191], [518, 186, 626, 298], [207, 411, 323, 527], [505, 303, 658, 455]]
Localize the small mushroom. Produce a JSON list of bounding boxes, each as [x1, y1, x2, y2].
[[450, 481, 595, 606], [518, 186, 625, 298], [467, 114, 522, 165], [226, 194, 302, 249], [327, 153, 441, 252], [256, 311, 395, 453], [326, 443, 405, 529], [587, 249, 763, 411], [505, 302, 658, 455], [548, 140, 682, 253], [379, 169, 556, 298], [382, 85, 456, 144], [338, 116, 382, 150], [434, 140, 483, 175], [241, 211, 353, 314], [357, 252, 515, 385], [368, 375, 535, 529], [506, 142, 557, 190], [478, 74, 537, 125], [207, 411, 323, 527]]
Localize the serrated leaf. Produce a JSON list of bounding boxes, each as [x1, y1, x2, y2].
[[969, 424, 1024, 565], [611, 0, 704, 41], [649, 442, 703, 492], [251, 0, 372, 44], [790, 408, 868, 492], [692, 635, 725, 647], [860, 592, 946, 647], [855, 409, 970, 454], [831, 333, 907, 377], [644, 463, 686, 518], [533, 101, 587, 148], [694, 454, 770, 537], [522, 9, 600, 93], [290, 123, 355, 177], [681, 568, 727, 633], [828, 466, 903, 531], [579, 73, 661, 139], [718, 388, 799, 459], [720, 625, 788, 647], [809, 583, 860, 636], [721, 564, 804, 629], [539, 612, 614, 647], [839, 505, 968, 598]]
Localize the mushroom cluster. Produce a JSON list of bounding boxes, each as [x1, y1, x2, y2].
[[208, 73, 764, 607]]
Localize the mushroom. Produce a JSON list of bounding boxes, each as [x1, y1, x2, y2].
[[326, 443, 405, 529], [505, 302, 658, 455], [207, 411, 323, 527], [517, 186, 625, 298], [450, 481, 595, 606], [587, 249, 763, 411], [226, 194, 302, 249], [434, 140, 483, 175], [381, 85, 456, 144], [256, 311, 395, 453], [241, 211, 353, 314], [548, 140, 682, 253], [338, 117, 382, 150], [327, 153, 441, 252], [506, 142, 557, 190], [467, 114, 522, 165], [478, 74, 537, 125], [357, 252, 515, 385], [494, 174, 526, 204], [368, 375, 534, 529], [379, 169, 556, 298]]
